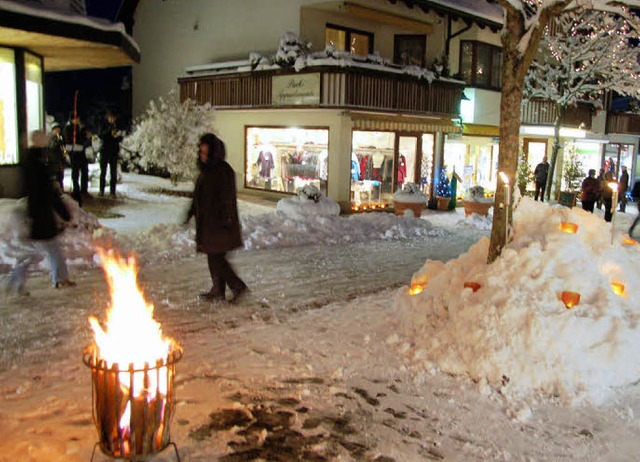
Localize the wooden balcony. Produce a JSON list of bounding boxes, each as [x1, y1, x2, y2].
[[606, 112, 640, 135], [521, 99, 592, 129], [179, 67, 463, 117]]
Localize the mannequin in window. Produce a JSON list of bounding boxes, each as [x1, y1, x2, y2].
[[397, 153, 407, 184], [256, 149, 275, 189]]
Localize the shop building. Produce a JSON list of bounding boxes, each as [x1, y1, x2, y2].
[[129, 0, 502, 209], [0, 0, 139, 198]]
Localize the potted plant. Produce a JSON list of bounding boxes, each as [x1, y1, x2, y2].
[[462, 186, 494, 216], [435, 167, 452, 211], [393, 183, 427, 217]]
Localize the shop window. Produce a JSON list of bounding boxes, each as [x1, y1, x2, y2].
[[459, 41, 502, 89], [246, 127, 329, 195], [325, 24, 373, 56], [25, 52, 43, 144], [351, 131, 395, 206], [0, 48, 18, 165]]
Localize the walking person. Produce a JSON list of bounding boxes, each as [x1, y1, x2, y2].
[[98, 109, 124, 197], [618, 165, 629, 212], [184, 133, 248, 303], [602, 171, 616, 223], [533, 156, 550, 202], [596, 168, 606, 210], [3, 131, 76, 296], [63, 113, 90, 204], [580, 169, 599, 213]]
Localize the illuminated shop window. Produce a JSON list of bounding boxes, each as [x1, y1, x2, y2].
[[351, 131, 395, 206], [25, 52, 43, 144], [246, 127, 329, 195], [0, 48, 18, 165]]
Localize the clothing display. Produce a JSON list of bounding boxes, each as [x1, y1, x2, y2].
[[256, 150, 275, 178]]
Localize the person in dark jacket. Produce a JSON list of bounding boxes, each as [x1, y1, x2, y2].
[[63, 114, 91, 203], [98, 110, 124, 197], [580, 169, 599, 213], [618, 165, 629, 212], [3, 131, 76, 295], [533, 157, 550, 202], [47, 123, 67, 191], [185, 133, 248, 302]]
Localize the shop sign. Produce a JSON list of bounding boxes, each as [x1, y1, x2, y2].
[[272, 73, 320, 106]]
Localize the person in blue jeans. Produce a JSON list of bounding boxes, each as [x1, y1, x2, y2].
[[3, 131, 76, 296]]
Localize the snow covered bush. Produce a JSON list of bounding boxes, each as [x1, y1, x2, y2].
[[465, 186, 486, 201], [393, 183, 427, 204], [274, 32, 311, 67], [297, 184, 322, 203], [122, 90, 216, 183]]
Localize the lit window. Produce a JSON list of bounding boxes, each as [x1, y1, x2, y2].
[[246, 127, 329, 195], [460, 41, 502, 89], [0, 47, 18, 165], [325, 24, 372, 56]]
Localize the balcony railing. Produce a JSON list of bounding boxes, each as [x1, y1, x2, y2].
[[607, 112, 640, 135], [179, 67, 463, 117], [521, 99, 592, 129]]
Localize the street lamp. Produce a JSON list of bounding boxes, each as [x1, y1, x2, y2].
[[609, 182, 619, 245], [499, 171, 510, 242]]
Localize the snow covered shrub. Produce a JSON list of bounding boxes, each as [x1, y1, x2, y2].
[[562, 145, 584, 194], [122, 90, 215, 183], [297, 184, 322, 203], [274, 32, 311, 67], [466, 186, 486, 201]]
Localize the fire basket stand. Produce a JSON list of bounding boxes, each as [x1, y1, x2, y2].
[[83, 344, 183, 462]]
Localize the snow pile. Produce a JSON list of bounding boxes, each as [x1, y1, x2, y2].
[[458, 213, 493, 230], [243, 212, 446, 250], [276, 185, 340, 220], [393, 183, 427, 204], [396, 197, 640, 405]]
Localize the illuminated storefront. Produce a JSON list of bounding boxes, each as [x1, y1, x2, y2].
[[443, 134, 499, 193], [246, 126, 329, 195], [0, 48, 19, 165], [351, 131, 434, 206]]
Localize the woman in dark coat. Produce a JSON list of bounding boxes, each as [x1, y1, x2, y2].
[[186, 133, 248, 302]]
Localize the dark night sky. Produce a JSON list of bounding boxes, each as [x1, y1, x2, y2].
[[45, 0, 131, 132]]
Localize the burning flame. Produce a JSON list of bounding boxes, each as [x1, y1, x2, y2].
[[89, 250, 172, 376], [409, 283, 425, 295]]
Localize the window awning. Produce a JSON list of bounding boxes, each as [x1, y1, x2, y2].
[[350, 112, 460, 133], [462, 124, 500, 136], [0, 4, 139, 71]]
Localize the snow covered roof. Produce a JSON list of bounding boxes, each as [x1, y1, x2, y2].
[[0, 0, 139, 71]]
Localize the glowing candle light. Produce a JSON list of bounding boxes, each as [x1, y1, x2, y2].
[[560, 291, 580, 309]]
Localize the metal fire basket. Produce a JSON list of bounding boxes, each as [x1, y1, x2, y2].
[[83, 344, 183, 461]]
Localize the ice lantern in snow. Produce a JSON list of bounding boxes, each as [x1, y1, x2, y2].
[[560, 291, 580, 309], [463, 282, 482, 292], [409, 283, 425, 295], [611, 282, 625, 296], [83, 250, 183, 461], [560, 222, 578, 234]]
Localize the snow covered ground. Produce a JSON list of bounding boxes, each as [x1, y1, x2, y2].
[[1, 172, 640, 461]]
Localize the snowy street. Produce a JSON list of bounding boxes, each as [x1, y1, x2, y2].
[[1, 173, 640, 461]]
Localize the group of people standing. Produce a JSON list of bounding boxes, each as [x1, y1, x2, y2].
[[580, 165, 629, 222], [46, 109, 124, 204]]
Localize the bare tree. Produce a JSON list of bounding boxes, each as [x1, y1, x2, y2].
[[488, 0, 640, 263], [525, 11, 640, 201]]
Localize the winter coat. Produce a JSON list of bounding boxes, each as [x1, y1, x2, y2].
[[581, 176, 599, 202], [24, 148, 70, 240], [188, 159, 243, 254], [47, 134, 66, 175], [99, 122, 123, 160], [534, 161, 549, 185]]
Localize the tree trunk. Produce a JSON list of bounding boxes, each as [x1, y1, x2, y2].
[[487, 27, 529, 262], [545, 108, 564, 201]]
